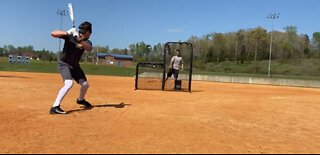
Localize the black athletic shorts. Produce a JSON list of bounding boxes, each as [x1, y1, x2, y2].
[[167, 68, 179, 79], [59, 61, 87, 84]]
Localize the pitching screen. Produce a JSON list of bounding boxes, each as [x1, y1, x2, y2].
[[135, 42, 193, 92], [164, 42, 193, 92], [135, 62, 165, 90]]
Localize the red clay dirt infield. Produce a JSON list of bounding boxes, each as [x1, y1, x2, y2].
[[0, 71, 319, 154]]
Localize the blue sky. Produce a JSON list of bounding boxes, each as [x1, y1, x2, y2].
[[1, 0, 320, 52]]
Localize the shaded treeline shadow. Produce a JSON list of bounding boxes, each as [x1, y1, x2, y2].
[[0, 75, 30, 79]]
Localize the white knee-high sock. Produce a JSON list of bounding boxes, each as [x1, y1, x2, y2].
[[53, 80, 73, 107], [79, 81, 89, 100]]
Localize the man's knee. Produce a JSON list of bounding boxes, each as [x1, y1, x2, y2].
[[81, 81, 89, 89]]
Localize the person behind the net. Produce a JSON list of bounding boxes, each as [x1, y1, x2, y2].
[[166, 49, 184, 81], [50, 21, 93, 114]]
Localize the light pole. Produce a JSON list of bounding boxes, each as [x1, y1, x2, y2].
[[146, 45, 152, 62], [57, 9, 68, 61], [267, 13, 279, 78]]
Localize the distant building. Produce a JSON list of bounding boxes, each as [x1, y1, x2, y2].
[[96, 53, 134, 67], [8, 55, 30, 64], [8, 51, 37, 59]]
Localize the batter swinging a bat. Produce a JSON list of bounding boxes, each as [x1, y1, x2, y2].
[[50, 21, 93, 114]]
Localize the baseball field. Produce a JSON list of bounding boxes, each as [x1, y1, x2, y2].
[[0, 71, 319, 154]]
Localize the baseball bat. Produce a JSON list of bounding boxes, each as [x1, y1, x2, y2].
[[68, 3, 75, 28]]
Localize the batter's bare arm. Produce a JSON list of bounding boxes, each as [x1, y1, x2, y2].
[[79, 41, 92, 52], [51, 30, 68, 38]]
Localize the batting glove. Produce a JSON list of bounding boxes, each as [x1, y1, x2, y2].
[[73, 34, 83, 43], [73, 31, 80, 38], [67, 28, 77, 35]]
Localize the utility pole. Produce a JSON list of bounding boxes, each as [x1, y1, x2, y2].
[[267, 13, 280, 78], [146, 45, 152, 62], [56, 9, 68, 63]]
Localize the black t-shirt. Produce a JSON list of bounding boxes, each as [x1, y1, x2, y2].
[[60, 34, 92, 67]]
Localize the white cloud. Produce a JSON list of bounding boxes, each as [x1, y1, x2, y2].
[[165, 28, 185, 33]]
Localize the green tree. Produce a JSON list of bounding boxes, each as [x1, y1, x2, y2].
[[312, 32, 320, 50], [94, 45, 109, 53], [284, 26, 299, 58], [0, 47, 3, 56], [235, 30, 245, 62], [212, 33, 227, 62], [206, 46, 214, 63], [3, 45, 16, 52], [300, 34, 310, 58], [249, 27, 268, 61], [129, 42, 150, 62]]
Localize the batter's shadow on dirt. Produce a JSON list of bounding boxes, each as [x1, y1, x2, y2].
[[67, 102, 130, 114]]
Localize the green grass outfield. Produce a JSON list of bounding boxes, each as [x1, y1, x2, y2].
[[1, 57, 320, 81], [0, 57, 136, 77]]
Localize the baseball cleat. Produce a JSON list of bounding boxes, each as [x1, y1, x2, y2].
[[76, 99, 93, 109], [49, 106, 67, 114]]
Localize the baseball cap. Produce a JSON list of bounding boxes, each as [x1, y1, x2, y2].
[[79, 21, 92, 34]]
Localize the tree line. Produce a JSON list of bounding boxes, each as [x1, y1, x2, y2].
[[0, 45, 57, 62], [2, 25, 320, 69], [187, 26, 318, 64], [125, 26, 320, 70]]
